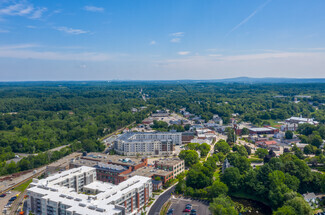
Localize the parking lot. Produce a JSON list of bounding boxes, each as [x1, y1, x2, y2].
[[0, 190, 20, 214], [169, 197, 211, 215]]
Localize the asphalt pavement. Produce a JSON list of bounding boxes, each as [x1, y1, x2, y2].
[[148, 185, 176, 215]]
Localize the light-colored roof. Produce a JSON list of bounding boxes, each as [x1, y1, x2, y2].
[[249, 127, 277, 132], [303, 192, 317, 200], [28, 166, 152, 215]]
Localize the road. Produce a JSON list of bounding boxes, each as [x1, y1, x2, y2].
[[6, 144, 71, 164], [204, 134, 227, 161], [148, 185, 176, 215]]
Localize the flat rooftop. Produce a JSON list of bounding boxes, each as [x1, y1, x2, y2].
[[154, 158, 184, 166], [116, 131, 180, 141], [82, 153, 146, 167], [249, 127, 277, 132], [36, 166, 95, 187], [28, 166, 152, 215], [122, 166, 172, 178]]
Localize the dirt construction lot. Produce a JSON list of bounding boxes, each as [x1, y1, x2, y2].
[[168, 197, 211, 215]]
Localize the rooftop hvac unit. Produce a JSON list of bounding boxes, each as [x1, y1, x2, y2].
[[88, 206, 96, 210], [96, 208, 105, 212]]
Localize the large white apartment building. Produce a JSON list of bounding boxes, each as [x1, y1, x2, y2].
[[114, 132, 182, 156], [26, 166, 152, 215]]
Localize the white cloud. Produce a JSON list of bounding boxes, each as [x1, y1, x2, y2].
[[220, 52, 313, 61], [0, 44, 39, 49], [84, 6, 104, 12], [156, 51, 325, 79], [150, 40, 156, 45], [0, 44, 112, 61], [170, 38, 181, 43], [30, 7, 47, 19], [54, 26, 88, 35], [170, 32, 184, 37], [178, 51, 190, 56], [170, 32, 185, 43], [26, 25, 37, 29], [0, 2, 47, 19], [0, 29, 9, 33], [226, 0, 271, 36]]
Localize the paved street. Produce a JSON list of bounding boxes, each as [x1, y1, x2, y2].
[[148, 185, 176, 215]]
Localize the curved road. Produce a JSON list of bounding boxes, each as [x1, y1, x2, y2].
[[148, 185, 176, 215]]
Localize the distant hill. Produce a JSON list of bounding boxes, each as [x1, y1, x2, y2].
[[208, 77, 325, 83], [1, 77, 325, 85]]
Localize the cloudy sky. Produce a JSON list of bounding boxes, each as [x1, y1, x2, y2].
[[0, 0, 325, 81]]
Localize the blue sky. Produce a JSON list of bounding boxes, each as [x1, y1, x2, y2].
[[0, 0, 325, 81]]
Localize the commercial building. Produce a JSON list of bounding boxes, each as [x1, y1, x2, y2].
[[154, 158, 185, 178], [70, 153, 182, 190], [70, 158, 131, 185], [27, 166, 152, 215], [81, 154, 148, 171], [122, 167, 174, 185], [70, 154, 148, 185], [114, 132, 182, 156], [283, 116, 319, 131], [182, 132, 195, 144], [190, 138, 212, 145], [248, 127, 279, 135]]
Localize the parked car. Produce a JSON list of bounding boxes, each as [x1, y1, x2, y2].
[[167, 208, 174, 215], [185, 204, 192, 210], [9, 196, 17, 201]]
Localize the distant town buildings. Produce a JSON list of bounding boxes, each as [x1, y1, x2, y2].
[[114, 132, 182, 156], [27, 166, 152, 215], [234, 124, 279, 135], [181, 132, 196, 144], [283, 116, 319, 131], [248, 127, 279, 135], [151, 110, 170, 117]]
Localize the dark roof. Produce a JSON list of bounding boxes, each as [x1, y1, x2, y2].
[[152, 180, 162, 184], [94, 163, 128, 173]]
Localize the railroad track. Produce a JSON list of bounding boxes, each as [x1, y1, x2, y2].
[[0, 169, 44, 196]]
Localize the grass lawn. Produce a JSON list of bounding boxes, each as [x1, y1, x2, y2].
[[250, 154, 260, 159], [214, 168, 221, 180], [248, 158, 263, 163], [263, 120, 282, 127], [14, 179, 32, 192], [160, 201, 171, 215]]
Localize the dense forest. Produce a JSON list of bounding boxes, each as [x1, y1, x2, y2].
[[0, 82, 152, 175]]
